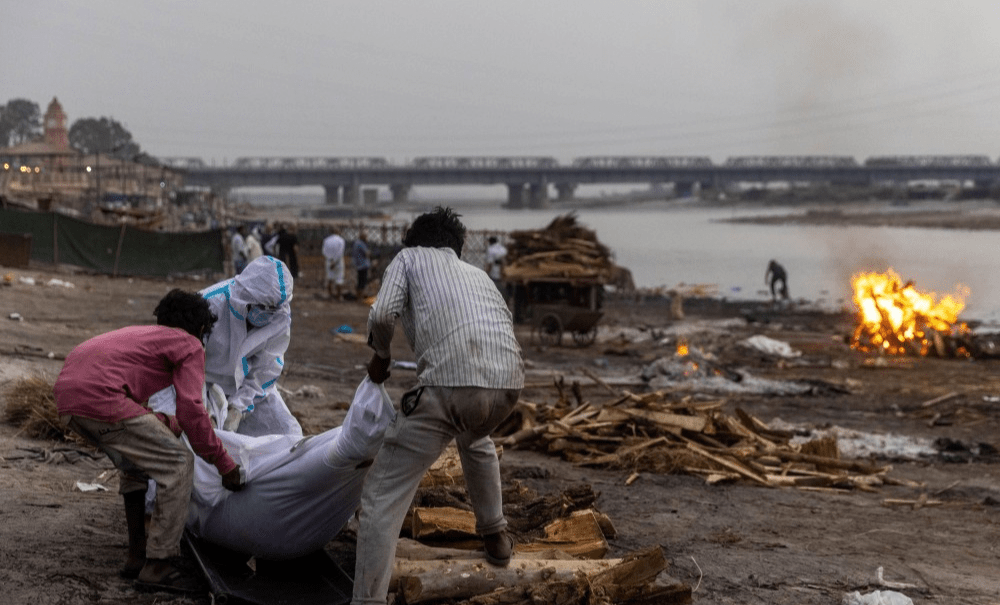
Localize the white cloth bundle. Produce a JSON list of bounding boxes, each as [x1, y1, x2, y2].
[[185, 378, 395, 559]]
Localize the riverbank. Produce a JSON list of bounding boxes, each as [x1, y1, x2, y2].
[[1, 263, 998, 604]]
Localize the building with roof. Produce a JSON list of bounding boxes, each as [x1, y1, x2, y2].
[[1, 97, 182, 215]]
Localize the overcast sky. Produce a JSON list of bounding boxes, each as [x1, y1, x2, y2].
[[7, 1, 1000, 164]]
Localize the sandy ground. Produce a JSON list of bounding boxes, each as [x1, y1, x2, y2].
[[1, 243, 999, 604]]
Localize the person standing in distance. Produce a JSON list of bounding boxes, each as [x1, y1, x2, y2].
[[352, 207, 524, 605], [352, 231, 371, 300], [322, 227, 346, 301], [765, 259, 789, 302], [231, 225, 249, 275], [484, 235, 507, 293]]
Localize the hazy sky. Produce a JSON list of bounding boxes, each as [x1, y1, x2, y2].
[[7, 1, 1000, 164]]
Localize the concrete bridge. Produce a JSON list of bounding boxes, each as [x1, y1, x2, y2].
[[159, 154, 1000, 208]]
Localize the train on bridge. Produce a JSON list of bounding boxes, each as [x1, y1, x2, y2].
[[143, 153, 1000, 208], [156, 154, 1000, 170]]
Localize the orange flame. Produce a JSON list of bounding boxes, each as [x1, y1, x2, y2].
[[676, 341, 689, 357], [851, 268, 968, 356]]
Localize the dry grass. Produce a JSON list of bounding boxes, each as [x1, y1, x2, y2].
[[2, 374, 69, 441]]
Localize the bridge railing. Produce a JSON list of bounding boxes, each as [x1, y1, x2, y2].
[[723, 156, 860, 168], [410, 156, 560, 169], [864, 155, 995, 168], [230, 157, 392, 169], [571, 156, 713, 168]]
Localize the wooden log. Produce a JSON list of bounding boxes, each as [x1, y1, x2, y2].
[[684, 441, 770, 486], [881, 495, 944, 508], [456, 570, 692, 605], [578, 436, 669, 466], [496, 424, 547, 446], [516, 509, 609, 559], [579, 367, 618, 395], [508, 484, 600, 534], [618, 407, 707, 432], [561, 402, 597, 424], [396, 557, 622, 604], [394, 537, 482, 560], [717, 414, 778, 449], [419, 443, 503, 487], [734, 407, 794, 440], [617, 583, 693, 605], [458, 579, 588, 605], [664, 399, 726, 412], [920, 391, 959, 408], [589, 546, 670, 601], [744, 449, 888, 474]]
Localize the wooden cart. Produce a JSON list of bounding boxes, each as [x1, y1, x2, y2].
[[506, 278, 604, 347]]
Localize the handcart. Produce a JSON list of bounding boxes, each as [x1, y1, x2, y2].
[[506, 278, 603, 347]]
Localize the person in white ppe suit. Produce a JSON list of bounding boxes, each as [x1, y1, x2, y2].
[[200, 255, 300, 437]]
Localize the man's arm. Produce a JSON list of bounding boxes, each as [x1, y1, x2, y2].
[[366, 254, 408, 381], [171, 346, 241, 481]]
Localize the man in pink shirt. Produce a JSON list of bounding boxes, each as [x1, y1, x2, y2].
[[54, 289, 244, 594]]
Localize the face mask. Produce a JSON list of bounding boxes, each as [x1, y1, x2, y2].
[[247, 304, 278, 327]]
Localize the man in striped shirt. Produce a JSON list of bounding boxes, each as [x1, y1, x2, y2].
[[353, 207, 524, 605]]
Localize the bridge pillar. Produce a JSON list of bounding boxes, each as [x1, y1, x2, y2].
[[506, 183, 526, 209], [554, 183, 576, 201], [323, 185, 341, 205], [390, 184, 411, 204], [528, 183, 549, 208], [674, 181, 698, 198], [343, 184, 360, 206]]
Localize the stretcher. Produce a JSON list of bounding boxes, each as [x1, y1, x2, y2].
[[184, 531, 352, 605]]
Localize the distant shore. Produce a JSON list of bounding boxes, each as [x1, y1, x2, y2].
[[712, 198, 1000, 230]]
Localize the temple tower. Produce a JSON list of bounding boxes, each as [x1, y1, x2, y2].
[[43, 97, 69, 150]]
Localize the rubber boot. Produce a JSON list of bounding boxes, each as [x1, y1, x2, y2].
[[120, 491, 147, 579]]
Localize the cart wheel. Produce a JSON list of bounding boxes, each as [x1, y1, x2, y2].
[[572, 325, 598, 346], [537, 313, 563, 347]]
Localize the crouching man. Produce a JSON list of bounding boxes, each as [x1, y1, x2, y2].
[[353, 207, 525, 605], [53, 289, 244, 594]]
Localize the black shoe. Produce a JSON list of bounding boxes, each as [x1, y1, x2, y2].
[[483, 531, 513, 567]]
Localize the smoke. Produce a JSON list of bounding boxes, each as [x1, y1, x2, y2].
[[740, 3, 893, 154]]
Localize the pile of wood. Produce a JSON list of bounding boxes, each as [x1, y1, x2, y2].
[[494, 378, 912, 493], [390, 449, 692, 604], [504, 213, 615, 283], [390, 542, 690, 605]]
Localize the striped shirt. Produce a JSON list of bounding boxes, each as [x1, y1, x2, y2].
[[368, 246, 524, 389]]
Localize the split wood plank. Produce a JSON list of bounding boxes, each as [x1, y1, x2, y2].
[[411, 506, 477, 540], [517, 509, 609, 559]]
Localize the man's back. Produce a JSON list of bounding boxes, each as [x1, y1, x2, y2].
[[368, 246, 523, 389], [323, 234, 345, 259]]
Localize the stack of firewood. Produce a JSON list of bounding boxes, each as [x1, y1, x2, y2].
[[504, 213, 615, 283], [494, 379, 912, 493], [391, 447, 693, 604]]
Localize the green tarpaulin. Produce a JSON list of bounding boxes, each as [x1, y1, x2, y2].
[[0, 207, 224, 276]]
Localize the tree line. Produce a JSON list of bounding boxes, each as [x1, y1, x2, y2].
[[0, 97, 156, 163]]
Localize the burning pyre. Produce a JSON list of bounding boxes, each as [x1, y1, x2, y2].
[[851, 268, 969, 357]]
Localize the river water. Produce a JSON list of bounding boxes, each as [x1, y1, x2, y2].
[[390, 201, 1000, 325]]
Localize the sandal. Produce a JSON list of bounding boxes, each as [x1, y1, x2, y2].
[[118, 560, 144, 580], [134, 565, 203, 594]]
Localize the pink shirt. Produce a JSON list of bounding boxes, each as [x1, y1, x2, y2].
[[54, 325, 237, 475]]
